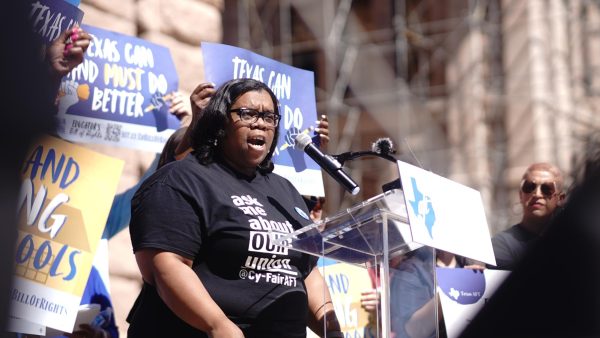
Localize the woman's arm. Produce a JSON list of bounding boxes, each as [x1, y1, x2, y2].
[[135, 249, 244, 338], [305, 267, 343, 338], [174, 82, 216, 157]]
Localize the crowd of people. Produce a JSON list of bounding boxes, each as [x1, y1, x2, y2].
[[357, 161, 575, 338], [10, 3, 600, 338], [17, 18, 337, 338]]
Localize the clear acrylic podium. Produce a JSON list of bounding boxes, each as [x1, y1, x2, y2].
[[275, 189, 438, 338]]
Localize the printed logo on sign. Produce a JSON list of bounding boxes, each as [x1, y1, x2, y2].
[[437, 268, 486, 305], [408, 177, 436, 238]]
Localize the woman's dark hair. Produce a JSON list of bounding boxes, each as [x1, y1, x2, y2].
[[191, 78, 280, 174], [157, 127, 187, 169]]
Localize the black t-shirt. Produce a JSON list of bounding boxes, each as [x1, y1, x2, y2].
[[489, 223, 538, 270], [128, 155, 317, 338]]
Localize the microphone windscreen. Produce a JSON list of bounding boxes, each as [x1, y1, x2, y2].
[[294, 133, 313, 150], [372, 137, 394, 155]]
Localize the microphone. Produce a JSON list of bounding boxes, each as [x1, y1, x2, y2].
[[371, 138, 403, 193], [294, 133, 360, 195], [372, 137, 395, 157]]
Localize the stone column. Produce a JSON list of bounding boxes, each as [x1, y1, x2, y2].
[[445, 2, 492, 223], [501, 0, 575, 227]]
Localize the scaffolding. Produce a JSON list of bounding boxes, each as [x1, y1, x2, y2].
[[224, 0, 600, 233]]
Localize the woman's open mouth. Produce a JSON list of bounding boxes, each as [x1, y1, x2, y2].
[[248, 136, 266, 151]]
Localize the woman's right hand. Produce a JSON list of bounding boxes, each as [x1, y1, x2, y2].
[[190, 82, 216, 124]]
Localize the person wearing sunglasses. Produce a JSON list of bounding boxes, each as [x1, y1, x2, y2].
[[489, 162, 566, 270]]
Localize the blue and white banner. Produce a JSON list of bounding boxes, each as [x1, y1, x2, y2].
[[436, 268, 509, 338], [29, 0, 84, 45], [55, 25, 180, 153], [201, 42, 324, 196]]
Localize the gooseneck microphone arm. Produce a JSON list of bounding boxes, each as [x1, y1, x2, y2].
[[333, 137, 398, 166], [332, 151, 397, 166]]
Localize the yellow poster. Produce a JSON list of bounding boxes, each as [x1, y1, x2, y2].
[[10, 135, 123, 332], [308, 260, 374, 338]]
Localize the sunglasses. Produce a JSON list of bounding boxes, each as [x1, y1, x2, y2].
[[520, 180, 557, 197]]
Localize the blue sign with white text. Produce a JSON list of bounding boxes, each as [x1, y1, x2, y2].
[[202, 42, 325, 196], [28, 0, 84, 45], [55, 25, 180, 152]]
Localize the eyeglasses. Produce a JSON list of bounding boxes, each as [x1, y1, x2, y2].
[[230, 108, 281, 128], [520, 180, 557, 197]]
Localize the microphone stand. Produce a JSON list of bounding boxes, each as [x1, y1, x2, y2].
[[332, 151, 397, 166], [332, 150, 402, 192]]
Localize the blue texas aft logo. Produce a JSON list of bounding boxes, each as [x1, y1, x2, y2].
[[408, 177, 436, 238], [437, 268, 486, 305]]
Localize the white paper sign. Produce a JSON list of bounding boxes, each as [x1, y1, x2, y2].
[[397, 161, 496, 265], [436, 268, 510, 338]]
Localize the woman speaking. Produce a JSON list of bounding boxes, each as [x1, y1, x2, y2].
[[127, 78, 341, 338]]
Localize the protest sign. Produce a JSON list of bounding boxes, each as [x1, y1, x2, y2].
[[55, 25, 180, 153], [202, 42, 325, 196], [28, 0, 83, 45], [307, 259, 372, 338], [11, 136, 123, 332]]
